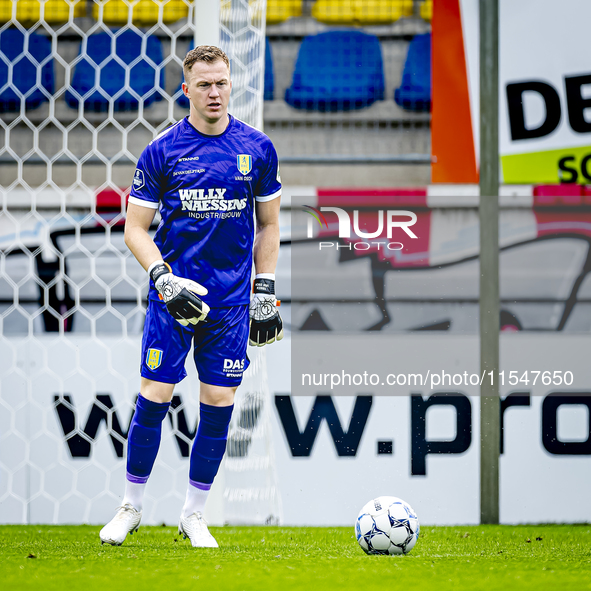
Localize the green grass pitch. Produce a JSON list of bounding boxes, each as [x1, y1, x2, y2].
[[1, 525, 590, 591]]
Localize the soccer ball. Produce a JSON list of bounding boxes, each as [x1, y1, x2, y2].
[[355, 496, 419, 555]]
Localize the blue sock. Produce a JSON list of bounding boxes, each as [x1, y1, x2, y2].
[[189, 403, 234, 487], [126, 394, 170, 484]]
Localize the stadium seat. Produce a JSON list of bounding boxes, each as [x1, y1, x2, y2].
[[284, 30, 385, 111], [312, 0, 355, 24], [0, 0, 85, 25], [264, 37, 274, 101], [93, 0, 188, 26], [420, 0, 432, 23], [265, 0, 303, 25], [0, 29, 54, 112], [311, 0, 413, 25], [65, 30, 164, 112], [221, 0, 302, 25], [394, 33, 431, 112]]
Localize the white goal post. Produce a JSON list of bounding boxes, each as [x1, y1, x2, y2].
[[0, 0, 280, 526]]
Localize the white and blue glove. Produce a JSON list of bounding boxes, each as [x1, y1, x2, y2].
[[149, 260, 209, 326], [249, 275, 283, 346]]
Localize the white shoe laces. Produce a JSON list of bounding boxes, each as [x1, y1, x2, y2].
[[186, 511, 207, 529], [114, 503, 139, 519]]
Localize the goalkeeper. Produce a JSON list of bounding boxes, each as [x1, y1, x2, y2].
[[100, 46, 283, 548]]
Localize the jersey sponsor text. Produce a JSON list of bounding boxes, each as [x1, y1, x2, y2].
[[179, 188, 247, 212]]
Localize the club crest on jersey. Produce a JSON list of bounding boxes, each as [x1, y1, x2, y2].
[[146, 348, 163, 370], [237, 154, 252, 175]]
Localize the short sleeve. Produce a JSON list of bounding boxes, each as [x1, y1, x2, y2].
[[255, 141, 282, 202], [128, 142, 164, 209]]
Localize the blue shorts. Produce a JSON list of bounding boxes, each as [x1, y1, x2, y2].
[[140, 299, 250, 387]]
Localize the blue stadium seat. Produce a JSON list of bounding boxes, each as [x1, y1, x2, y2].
[[284, 30, 384, 111], [394, 33, 431, 112], [264, 37, 274, 101], [0, 29, 53, 112], [65, 30, 164, 112]]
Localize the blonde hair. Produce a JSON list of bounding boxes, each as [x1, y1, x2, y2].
[[183, 46, 230, 81]]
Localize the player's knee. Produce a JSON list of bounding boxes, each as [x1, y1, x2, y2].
[[199, 383, 236, 406], [140, 378, 175, 403]]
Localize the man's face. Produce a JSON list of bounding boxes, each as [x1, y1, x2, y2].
[[182, 59, 232, 125]]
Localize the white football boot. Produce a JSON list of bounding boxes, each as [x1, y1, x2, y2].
[[178, 512, 219, 548], [99, 503, 142, 546]]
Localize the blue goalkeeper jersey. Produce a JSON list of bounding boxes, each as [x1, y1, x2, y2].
[[128, 115, 281, 308]]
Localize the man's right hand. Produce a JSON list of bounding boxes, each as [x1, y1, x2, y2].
[[149, 261, 210, 326]]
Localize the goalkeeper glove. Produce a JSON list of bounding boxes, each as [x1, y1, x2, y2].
[[149, 261, 210, 327], [249, 275, 283, 346]]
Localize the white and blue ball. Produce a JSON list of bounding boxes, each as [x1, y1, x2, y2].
[[355, 496, 419, 555]]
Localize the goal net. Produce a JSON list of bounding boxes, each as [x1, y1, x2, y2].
[[0, 0, 281, 526]]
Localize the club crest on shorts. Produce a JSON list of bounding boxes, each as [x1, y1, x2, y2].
[[146, 348, 163, 371], [237, 154, 252, 175]]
